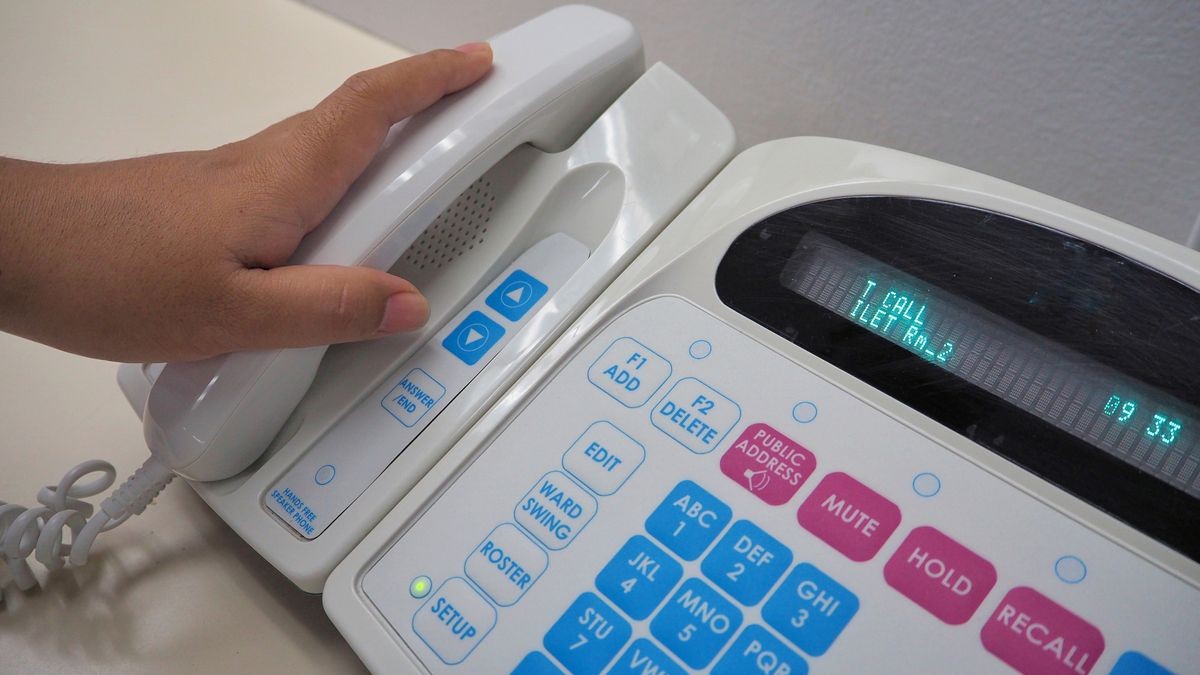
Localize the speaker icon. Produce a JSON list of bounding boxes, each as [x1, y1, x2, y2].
[[743, 468, 770, 492]]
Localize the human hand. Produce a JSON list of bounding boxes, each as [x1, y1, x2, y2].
[[0, 43, 493, 362]]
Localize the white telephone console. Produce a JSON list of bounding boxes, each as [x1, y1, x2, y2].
[[61, 4, 1200, 674]]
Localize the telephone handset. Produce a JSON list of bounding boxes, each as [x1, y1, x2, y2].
[[142, 6, 643, 481]]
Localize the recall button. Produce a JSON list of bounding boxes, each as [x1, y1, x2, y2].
[[796, 472, 901, 562], [411, 577, 497, 665], [883, 526, 997, 625], [980, 586, 1105, 675]]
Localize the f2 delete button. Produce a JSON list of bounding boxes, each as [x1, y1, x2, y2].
[[652, 377, 741, 455]]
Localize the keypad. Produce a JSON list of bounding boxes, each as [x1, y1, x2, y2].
[[701, 519, 793, 605], [596, 535, 683, 620], [387, 301, 1176, 674], [650, 577, 743, 668], [534, 479, 879, 673], [608, 638, 686, 675], [543, 592, 631, 675], [761, 563, 859, 657], [712, 624, 808, 675], [644, 480, 731, 560]]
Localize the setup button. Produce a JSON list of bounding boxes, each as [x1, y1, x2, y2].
[[442, 311, 505, 366], [411, 577, 496, 665], [486, 269, 548, 322]]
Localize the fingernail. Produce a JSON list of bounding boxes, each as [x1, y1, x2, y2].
[[454, 41, 491, 55], [378, 291, 429, 334]]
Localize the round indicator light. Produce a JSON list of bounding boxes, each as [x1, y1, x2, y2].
[[409, 575, 433, 599]]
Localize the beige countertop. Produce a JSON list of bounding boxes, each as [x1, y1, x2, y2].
[[0, 2, 410, 671]]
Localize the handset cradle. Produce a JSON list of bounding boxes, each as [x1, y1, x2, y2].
[[142, 6, 643, 481]]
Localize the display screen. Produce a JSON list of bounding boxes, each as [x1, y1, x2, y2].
[[783, 233, 1199, 497], [715, 196, 1200, 560]]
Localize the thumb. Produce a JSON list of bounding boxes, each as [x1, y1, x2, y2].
[[222, 265, 429, 350]]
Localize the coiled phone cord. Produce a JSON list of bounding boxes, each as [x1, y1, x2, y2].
[[0, 457, 173, 590]]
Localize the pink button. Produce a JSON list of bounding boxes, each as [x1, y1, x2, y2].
[[719, 422, 816, 505], [796, 472, 901, 562], [883, 526, 997, 625], [981, 587, 1105, 675]]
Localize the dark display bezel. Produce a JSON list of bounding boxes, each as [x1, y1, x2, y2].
[[714, 196, 1200, 561]]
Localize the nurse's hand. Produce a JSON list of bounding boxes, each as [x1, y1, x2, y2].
[[0, 43, 492, 362]]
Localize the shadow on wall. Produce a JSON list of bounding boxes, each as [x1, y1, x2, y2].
[[304, 0, 1200, 244]]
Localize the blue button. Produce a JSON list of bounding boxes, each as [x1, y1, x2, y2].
[[688, 339, 712, 359], [645, 481, 732, 561], [442, 311, 505, 366], [1054, 554, 1087, 584], [701, 520, 793, 605], [762, 563, 858, 656], [543, 593, 630, 675], [314, 464, 336, 486], [791, 401, 818, 424], [1110, 651, 1174, 675], [650, 577, 743, 669], [712, 625, 808, 675], [609, 639, 686, 675], [486, 269, 548, 322], [511, 652, 564, 675], [596, 535, 683, 620], [911, 471, 941, 498]]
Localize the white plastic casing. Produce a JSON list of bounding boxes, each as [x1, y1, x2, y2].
[[323, 138, 1200, 673], [119, 61, 735, 590], [142, 5, 645, 482]]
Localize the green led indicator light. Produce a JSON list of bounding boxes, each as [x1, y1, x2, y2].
[[409, 575, 433, 599]]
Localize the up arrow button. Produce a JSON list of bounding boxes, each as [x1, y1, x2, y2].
[[486, 269, 548, 322]]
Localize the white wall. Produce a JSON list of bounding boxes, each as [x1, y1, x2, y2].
[[306, 0, 1200, 244]]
